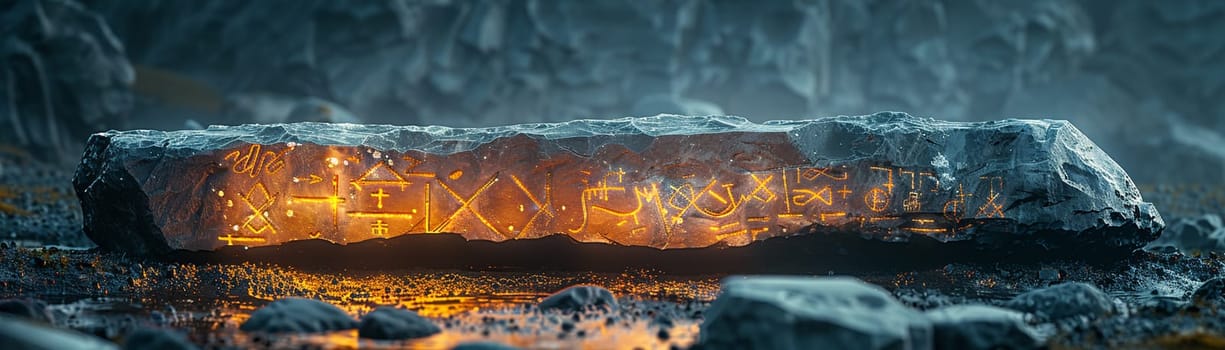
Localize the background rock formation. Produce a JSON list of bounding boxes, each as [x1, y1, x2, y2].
[[50, 0, 1225, 185]]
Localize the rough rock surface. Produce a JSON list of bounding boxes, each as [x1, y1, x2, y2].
[[539, 285, 617, 312], [1146, 214, 1225, 255], [699, 276, 932, 350], [358, 306, 440, 340], [925, 305, 1041, 350], [238, 297, 357, 333], [74, 113, 1161, 257], [1004, 282, 1115, 321]]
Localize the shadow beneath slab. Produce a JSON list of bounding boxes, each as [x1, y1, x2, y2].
[[164, 229, 1138, 274]]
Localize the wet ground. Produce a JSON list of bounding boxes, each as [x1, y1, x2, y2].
[[2, 244, 1225, 349]]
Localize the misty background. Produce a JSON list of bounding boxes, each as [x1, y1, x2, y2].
[[2, 0, 1223, 186]]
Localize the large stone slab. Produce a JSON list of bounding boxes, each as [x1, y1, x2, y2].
[[73, 112, 1162, 255]]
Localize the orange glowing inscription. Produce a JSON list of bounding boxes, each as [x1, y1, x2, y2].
[[206, 135, 1010, 249]]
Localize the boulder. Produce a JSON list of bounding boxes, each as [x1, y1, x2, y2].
[[1005, 282, 1115, 321], [699, 276, 932, 350], [925, 304, 1041, 350], [539, 285, 617, 312], [358, 306, 440, 340], [239, 297, 357, 333], [74, 113, 1161, 257]]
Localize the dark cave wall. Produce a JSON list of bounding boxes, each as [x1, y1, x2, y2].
[[2, 0, 1223, 184]]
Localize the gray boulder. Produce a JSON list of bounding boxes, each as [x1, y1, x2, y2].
[[74, 113, 1161, 258], [358, 306, 440, 340], [239, 297, 357, 333], [925, 304, 1041, 350], [699, 276, 932, 350], [1005, 282, 1115, 321], [539, 285, 617, 312]]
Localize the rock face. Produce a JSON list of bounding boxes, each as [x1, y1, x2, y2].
[[1004, 282, 1116, 321], [358, 307, 440, 340], [699, 276, 932, 350], [74, 113, 1162, 255], [539, 286, 617, 312], [239, 298, 357, 333]]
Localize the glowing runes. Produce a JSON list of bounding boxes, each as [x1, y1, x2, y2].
[[371, 220, 390, 236], [435, 174, 500, 235], [976, 191, 1005, 218], [864, 188, 890, 212], [239, 182, 277, 234]]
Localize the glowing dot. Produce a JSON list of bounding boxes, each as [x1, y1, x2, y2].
[[507, 225, 514, 232], [226, 200, 233, 207], [343, 160, 350, 166], [561, 205, 567, 211], [518, 204, 524, 212], [232, 225, 240, 232], [217, 191, 225, 197], [372, 151, 382, 158], [286, 210, 294, 217], [411, 209, 418, 214], [293, 177, 300, 183]]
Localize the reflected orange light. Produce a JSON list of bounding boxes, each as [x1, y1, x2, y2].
[[150, 133, 1009, 251]]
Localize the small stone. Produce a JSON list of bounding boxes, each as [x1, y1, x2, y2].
[[239, 297, 357, 333], [926, 304, 1041, 350], [358, 306, 440, 340], [122, 327, 198, 350], [699, 276, 931, 350], [539, 285, 616, 312], [1038, 268, 1060, 281], [1005, 282, 1114, 321]]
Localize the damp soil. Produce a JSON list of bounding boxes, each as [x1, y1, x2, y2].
[[2, 245, 1225, 349]]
